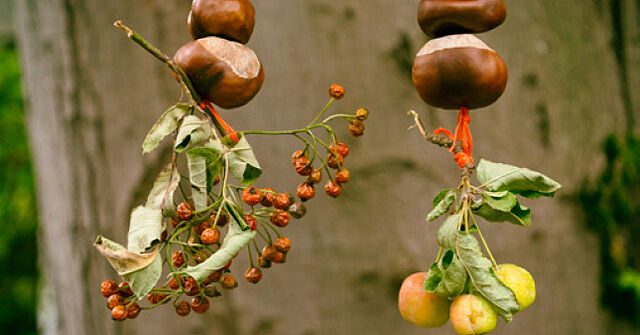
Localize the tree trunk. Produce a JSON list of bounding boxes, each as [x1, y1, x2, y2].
[[13, 0, 638, 334]]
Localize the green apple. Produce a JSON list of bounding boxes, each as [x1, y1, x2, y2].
[[398, 272, 451, 328], [496, 264, 536, 312], [449, 294, 497, 335]]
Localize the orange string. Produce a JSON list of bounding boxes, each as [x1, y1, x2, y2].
[[201, 101, 239, 143], [432, 107, 473, 168]]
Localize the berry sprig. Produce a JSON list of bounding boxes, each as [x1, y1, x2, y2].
[[97, 2, 369, 319]]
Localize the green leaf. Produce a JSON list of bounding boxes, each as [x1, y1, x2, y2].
[[182, 222, 255, 282], [127, 206, 163, 254], [456, 232, 520, 322], [476, 159, 562, 198], [124, 255, 162, 299], [187, 153, 208, 211], [174, 115, 213, 153], [427, 189, 456, 222], [93, 236, 159, 276], [142, 104, 189, 154], [473, 192, 532, 226], [145, 163, 180, 210], [436, 214, 461, 250], [186, 146, 224, 194], [201, 136, 262, 186], [424, 250, 468, 297]]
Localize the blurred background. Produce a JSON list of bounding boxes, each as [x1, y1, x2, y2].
[[1, 0, 640, 334]]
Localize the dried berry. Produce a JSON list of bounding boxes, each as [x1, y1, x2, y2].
[[271, 251, 286, 264], [244, 215, 258, 231], [274, 193, 292, 210], [201, 228, 221, 245], [242, 186, 263, 206], [146, 293, 168, 305], [274, 236, 292, 254], [307, 169, 322, 184], [288, 202, 307, 219], [296, 182, 316, 202], [194, 220, 211, 235], [118, 282, 134, 297], [183, 277, 200, 296], [261, 188, 276, 207], [261, 245, 279, 262], [176, 301, 191, 316], [223, 259, 233, 271], [291, 150, 306, 164], [257, 255, 272, 268], [221, 275, 238, 290], [107, 293, 124, 310], [169, 276, 183, 290], [190, 296, 210, 314], [325, 180, 342, 198], [349, 120, 365, 137], [177, 202, 193, 221], [206, 270, 223, 283], [294, 157, 313, 176], [160, 229, 168, 242], [100, 280, 118, 297], [327, 153, 344, 169], [204, 285, 221, 298], [127, 302, 141, 319], [111, 305, 128, 321], [245, 267, 263, 284], [170, 217, 179, 229], [173, 250, 185, 268], [329, 83, 345, 99], [335, 169, 350, 184], [329, 142, 349, 158], [211, 211, 229, 227], [270, 210, 290, 227], [194, 253, 207, 263], [356, 108, 369, 121]]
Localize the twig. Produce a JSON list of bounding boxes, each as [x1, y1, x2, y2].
[[114, 20, 228, 137]]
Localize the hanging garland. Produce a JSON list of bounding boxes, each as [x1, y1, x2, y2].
[[399, 1, 562, 334], [94, 0, 369, 321]]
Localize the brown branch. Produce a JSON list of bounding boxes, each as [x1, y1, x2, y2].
[[114, 20, 228, 137], [408, 110, 475, 176]]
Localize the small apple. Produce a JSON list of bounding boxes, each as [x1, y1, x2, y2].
[[449, 294, 497, 335], [398, 272, 451, 328], [496, 264, 535, 312]]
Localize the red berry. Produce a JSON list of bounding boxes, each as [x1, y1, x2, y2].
[[245, 267, 263, 284], [211, 211, 229, 227], [274, 236, 292, 254], [169, 276, 183, 290], [194, 220, 211, 235], [244, 215, 257, 231], [274, 193, 292, 210], [307, 169, 322, 184], [271, 251, 286, 264], [201, 228, 221, 245], [127, 302, 141, 319], [262, 245, 279, 262], [327, 153, 344, 169], [329, 142, 349, 158], [118, 282, 134, 297], [206, 270, 223, 283], [170, 218, 179, 228], [296, 182, 316, 202], [329, 84, 345, 99], [176, 301, 191, 316], [223, 259, 233, 270], [242, 187, 263, 206], [335, 169, 350, 184], [291, 150, 306, 164], [176, 202, 193, 221], [160, 229, 168, 242], [349, 120, 365, 137], [325, 180, 342, 198], [261, 188, 276, 207], [111, 305, 128, 321], [100, 280, 118, 297], [107, 293, 124, 310], [221, 275, 238, 290], [172, 250, 185, 268], [146, 293, 168, 305], [183, 277, 200, 296], [270, 210, 290, 227], [257, 255, 272, 268], [294, 157, 313, 176], [191, 296, 210, 314], [194, 253, 207, 263]]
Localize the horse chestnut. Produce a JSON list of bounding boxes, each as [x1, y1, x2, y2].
[[418, 0, 507, 38], [174, 36, 264, 109], [189, 0, 255, 44], [412, 34, 508, 110]]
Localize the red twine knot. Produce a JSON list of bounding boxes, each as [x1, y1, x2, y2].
[[433, 107, 474, 168], [200, 100, 239, 143]]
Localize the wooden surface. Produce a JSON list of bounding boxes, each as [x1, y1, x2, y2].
[[13, 0, 638, 334]]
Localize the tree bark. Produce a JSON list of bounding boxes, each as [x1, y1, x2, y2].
[[13, 0, 638, 334]]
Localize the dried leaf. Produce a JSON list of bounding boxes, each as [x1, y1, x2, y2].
[[142, 104, 189, 154]]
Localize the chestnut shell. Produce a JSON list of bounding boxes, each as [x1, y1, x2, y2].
[[418, 0, 507, 37], [174, 37, 264, 109], [412, 35, 508, 110], [189, 0, 255, 44]]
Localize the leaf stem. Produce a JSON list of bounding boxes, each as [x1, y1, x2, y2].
[[469, 211, 498, 269]]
